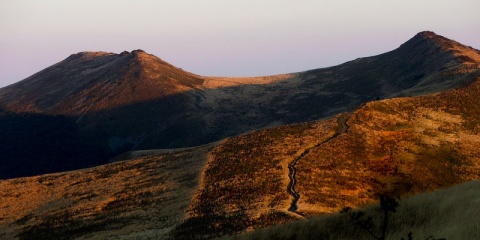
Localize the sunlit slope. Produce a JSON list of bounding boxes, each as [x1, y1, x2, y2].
[[176, 76, 480, 239], [295, 76, 480, 216], [0, 143, 215, 240]]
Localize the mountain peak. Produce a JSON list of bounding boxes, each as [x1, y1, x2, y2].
[[66, 50, 150, 62], [118, 49, 145, 56], [409, 31, 454, 47], [416, 30, 439, 38], [131, 49, 146, 54], [0, 32, 479, 182], [399, 31, 480, 64], [117, 49, 167, 65], [0, 48, 205, 113]]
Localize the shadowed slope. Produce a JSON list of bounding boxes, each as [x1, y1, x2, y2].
[[0, 109, 109, 179], [0, 50, 208, 178]]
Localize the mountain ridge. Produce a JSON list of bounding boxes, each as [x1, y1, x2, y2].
[[0, 31, 479, 179], [2, 31, 478, 114]]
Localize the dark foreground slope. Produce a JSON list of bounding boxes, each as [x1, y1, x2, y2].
[[0, 31, 479, 179], [229, 180, 480, 240]]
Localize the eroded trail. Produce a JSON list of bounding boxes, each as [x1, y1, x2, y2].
[[287, 113, 350, 213]]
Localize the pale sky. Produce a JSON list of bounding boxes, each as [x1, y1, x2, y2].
[[1, 0, 479, 87]]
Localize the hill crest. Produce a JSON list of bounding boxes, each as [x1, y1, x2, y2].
[[411, 31, 480, 64], [0, 49, 204, 113]]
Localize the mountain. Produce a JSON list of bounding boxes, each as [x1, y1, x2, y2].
[[0, 31, 479, 239], [1, 73, 479, 238], [1, 31, 479, 179], [0, 50, 204, 113]]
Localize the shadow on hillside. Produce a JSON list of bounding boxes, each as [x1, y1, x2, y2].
[[0, 111, 112, 179]]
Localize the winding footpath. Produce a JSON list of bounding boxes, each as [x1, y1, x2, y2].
[[287, 113, 350, 213]]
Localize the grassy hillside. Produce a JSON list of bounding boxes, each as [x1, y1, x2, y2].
[[176, 77, 480, 239], [228, 180, 480, 240], [0, 74, 479, 238], [173, 118, 341, 239], [293, 76, 480, 216], [0, 143, 215, 240]]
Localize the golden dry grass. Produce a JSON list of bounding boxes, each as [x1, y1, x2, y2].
[[228, 180, 480, 240], [0, 143, 215, 240], [294, 79, 480, 216], [176, 77, 480, 238], [174, 119, 339, 238]]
